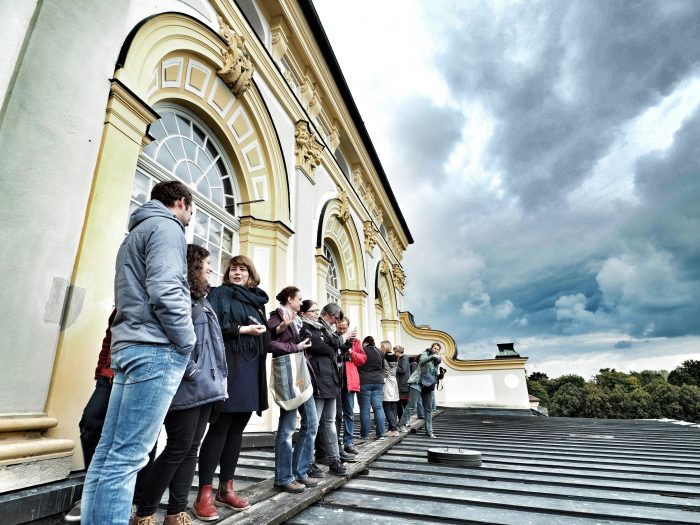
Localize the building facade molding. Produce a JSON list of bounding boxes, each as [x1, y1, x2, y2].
[[294, 119, 324, 180], [216, 14, 255, 97]]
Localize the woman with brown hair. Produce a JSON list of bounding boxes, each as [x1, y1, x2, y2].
[[133, 244, 228, 525], [268, 286, 316, 493], [193, 255, 270, 521]]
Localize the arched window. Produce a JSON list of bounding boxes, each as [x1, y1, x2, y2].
[[129, 106, 240, 284], [324, 244, 341, 305]]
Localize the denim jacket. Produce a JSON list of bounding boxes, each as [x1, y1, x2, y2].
[[170, 297, 228, 411]]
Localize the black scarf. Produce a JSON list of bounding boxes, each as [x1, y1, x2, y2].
[[208, 284, 269, 361]]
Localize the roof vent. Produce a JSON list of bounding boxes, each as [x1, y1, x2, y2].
[[496, 342, 520, 359]]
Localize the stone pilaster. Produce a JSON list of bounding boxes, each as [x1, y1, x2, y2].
[[43, 79, 159, 472]]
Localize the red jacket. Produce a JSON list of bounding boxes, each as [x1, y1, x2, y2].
[[344, 339, 367, 392]]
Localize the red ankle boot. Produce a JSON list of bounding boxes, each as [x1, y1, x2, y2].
[[192, 485, 219, 521], [215, 480, 250, 511]]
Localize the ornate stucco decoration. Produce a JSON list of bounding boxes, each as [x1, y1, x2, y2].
[[295, 120, 324, 178], [363, 221, 377, 253], [388, 228, 403, 257], [379, 252, 391, 275], [365, 188, 382, 224], [217, 15, 255, 97], [337, 187, 350, 224], [308, 91, 322, 119], [270, 16, 290, 62], [329, 122, 340, 152], [392, 264, 406, 293]]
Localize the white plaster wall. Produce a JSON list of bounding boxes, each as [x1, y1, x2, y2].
[[0, 0, 132, 414], [436, 368, 530, 410], [400, 325, 529, 409], [0, 0, 39, 109]]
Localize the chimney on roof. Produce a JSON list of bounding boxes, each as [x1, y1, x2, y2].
[[496, 342, 520, 359]]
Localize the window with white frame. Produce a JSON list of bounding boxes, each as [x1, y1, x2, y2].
[[129, 106, 240, 285], [324, 243, 341, 305]]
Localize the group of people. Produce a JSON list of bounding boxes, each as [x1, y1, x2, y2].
[[70, 180, 443, 525]]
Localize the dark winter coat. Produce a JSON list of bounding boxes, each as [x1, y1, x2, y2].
[[396, 354, 410, 397], [299, 319, 343, 399], [170, 296, 228, 411], [208, 283, 270, 415], [358, 344, 385, 385]]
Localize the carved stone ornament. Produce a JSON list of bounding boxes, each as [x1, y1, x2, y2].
[[361, 181, 382, 223], [295, 120, 324, 177], [363, 221, 377, 252], [217, 15, 255, 97], [337, 187, 350, 224], [329, 122, 340, 152], [379, 252, 391, 275], [389, 228, 402, 256], [392, 264, 406, 293]]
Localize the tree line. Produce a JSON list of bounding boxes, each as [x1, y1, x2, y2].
[[527, 360, 700, 422]]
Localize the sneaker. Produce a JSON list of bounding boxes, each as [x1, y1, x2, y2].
[[329, 460, 348, 476], [427, 432, 437, 438], [343, 444, 359, 455], [307, 463, 326, 479], [298, 477, 321, 487], [277, 480, 305, 493], [64, 500, 81, 523], [385, 430, 399, 437], [398, 425, 408, 433], [339, 451, 357, 463], [376, 436, 386, 441]]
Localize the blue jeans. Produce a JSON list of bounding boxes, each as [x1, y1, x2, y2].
[[341, 390, 356, 445], [81, 344, 188, 525], [314, 397, 339, 462], [274, 395, 318, 485], [358, 384, 385, 438]]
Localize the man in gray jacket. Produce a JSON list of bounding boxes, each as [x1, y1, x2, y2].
[[81, 180, 196, 525]]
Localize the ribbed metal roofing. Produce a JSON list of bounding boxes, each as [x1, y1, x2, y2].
[[287, 412, 700, 524]]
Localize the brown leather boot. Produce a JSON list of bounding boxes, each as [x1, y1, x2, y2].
[[192, 485, 219, 522], [162, 512, 192, 525], [214, 480, 250, 511]]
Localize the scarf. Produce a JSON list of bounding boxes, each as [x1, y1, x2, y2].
[[209, 284, 269, 361], [301, 317, 323, 331]]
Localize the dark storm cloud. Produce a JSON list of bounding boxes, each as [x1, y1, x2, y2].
[[396, 0, 700, 357], [430, 0, 700, 209], [387, 97, 463, 184]]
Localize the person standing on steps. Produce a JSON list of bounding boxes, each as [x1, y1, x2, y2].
[[194, 255, 270, 520], [80, 180, 196, 525], [398, 343, 442, 439]]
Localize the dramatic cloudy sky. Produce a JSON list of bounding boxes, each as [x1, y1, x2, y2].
[[313, 0, 700, 378]]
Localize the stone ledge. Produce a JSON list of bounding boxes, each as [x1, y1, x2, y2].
[[0, 454, 73, 494]]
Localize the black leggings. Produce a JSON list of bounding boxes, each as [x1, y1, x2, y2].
[[198, 411, 252, 486], [136, 404, 211, 516]]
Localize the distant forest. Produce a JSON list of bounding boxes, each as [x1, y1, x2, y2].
[[527, 360, 700, 423]]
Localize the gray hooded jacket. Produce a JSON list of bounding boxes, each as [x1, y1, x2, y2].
[[111, 199, 195, 355]]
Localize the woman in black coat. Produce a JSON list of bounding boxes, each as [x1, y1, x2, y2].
[[298, 300, 348, 476], [194, 255, 270, 520]]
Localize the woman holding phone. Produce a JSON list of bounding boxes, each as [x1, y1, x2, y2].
[[193, 255, 270, 521], [268, 286, 317, 493]]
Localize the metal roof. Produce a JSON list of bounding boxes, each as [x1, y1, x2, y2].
[[81, 411, 700, 524], [287, 412, 700, 524]]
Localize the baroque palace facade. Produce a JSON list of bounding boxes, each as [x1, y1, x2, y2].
[[0, 0, 530, 493]]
